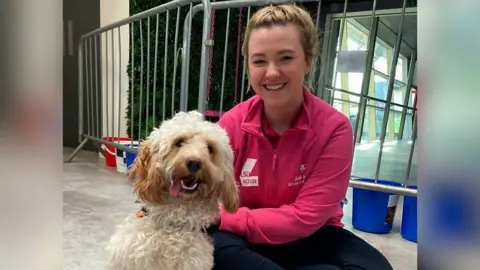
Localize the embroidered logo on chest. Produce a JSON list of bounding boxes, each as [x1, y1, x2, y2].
[[288, 163, 306, 187], [240, 158, 258, 187]]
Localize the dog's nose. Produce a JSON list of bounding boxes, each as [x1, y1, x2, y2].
[[186, 158, 202, 173]]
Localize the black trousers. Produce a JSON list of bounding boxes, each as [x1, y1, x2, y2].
[[208, 225, 393, 270]]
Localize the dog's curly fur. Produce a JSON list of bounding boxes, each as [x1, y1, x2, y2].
[[106, 111, 239, 270]]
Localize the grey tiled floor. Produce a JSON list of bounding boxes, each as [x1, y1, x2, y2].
[[63, 147, 417, 270]]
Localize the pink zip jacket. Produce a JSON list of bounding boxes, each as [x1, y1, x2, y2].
[[217, 88, 354, 244]]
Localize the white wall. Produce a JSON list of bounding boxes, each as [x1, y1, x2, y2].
[[100, 0, 130, 139]]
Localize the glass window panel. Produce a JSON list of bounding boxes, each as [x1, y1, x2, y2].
[[346, 20, 368, 51], [390, 110, 403, 141], [402, 109, 415, 140], [373, 42, 388, 74], [392, 83, 407, 110], [348, 72, 363, 102], [395, 56, 405, 82], [373, 74, 388, 101], [333, 94, 360, 131]]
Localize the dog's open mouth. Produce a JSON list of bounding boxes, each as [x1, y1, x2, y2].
[[169, 175, 201, 197]]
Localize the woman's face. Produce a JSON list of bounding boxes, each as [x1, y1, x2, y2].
[[247, 24, 311, 109]]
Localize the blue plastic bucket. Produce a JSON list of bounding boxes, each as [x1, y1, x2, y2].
[[124, 143, 139, 173], [352, 178, 402, 233], [401, 185, 417, 242]]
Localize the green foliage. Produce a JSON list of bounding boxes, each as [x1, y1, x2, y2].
[[126, 0, 320, 140]]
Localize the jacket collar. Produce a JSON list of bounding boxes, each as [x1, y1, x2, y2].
[[241, 87, 313, 136]]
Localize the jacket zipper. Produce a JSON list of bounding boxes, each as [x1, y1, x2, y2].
[[270, 152, 277, 199], [268, 131, 290, 200], [245, 127, 295, 202]]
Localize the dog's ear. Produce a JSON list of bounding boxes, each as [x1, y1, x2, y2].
[[219, 166, 240, 213], [129, 140, 166, 204]]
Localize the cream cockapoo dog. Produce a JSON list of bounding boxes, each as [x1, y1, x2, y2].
[[106, 111, 239, 270]]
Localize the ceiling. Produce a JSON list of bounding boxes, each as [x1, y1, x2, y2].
[[354, 14, 417, 59]]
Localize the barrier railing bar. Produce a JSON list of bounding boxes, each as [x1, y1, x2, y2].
[[353, 0, 377, 145], [83, 134, 139, 155], [403, 108, 417, 188], [371, 69, 409, 87], [79, 0, 203, 40], [171, 7, 182, 117], [65, 138, 89, 163], [130, 22, 135, 146], [239, 6, 251, 103], [219, 8, 231, 117], [94, 35, 100, 139], [163, 10, 170, 122], [193, 0, 322, 11], [329, 0, 348, 106], [374, 0, 407, 184], [315, 13, 332, 99], [331, 7, 417, 19], [91, 37, 97, 137], [138, 21, 144, 141], [118, 26, 123, 143], [398, 50, 416, 140], [77, 41, 84, 143], [325, 86, 417, 111], [350, 177, 417, 197], [153, 14, 160, 128], [196, 0, 213, 113], [334, 100, 416, 118], [179, 3, 194, 111], [105, 32, 110, 141], [86, 39, 92, 136], [110, 30, 116, 142], [146, 17, 151, 137], [307, 0, 322, 87]]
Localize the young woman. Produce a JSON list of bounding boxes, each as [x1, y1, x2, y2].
[[210, 4, 393, 270]]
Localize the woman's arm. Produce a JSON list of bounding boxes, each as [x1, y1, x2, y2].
[[218, 118, 353, 245]]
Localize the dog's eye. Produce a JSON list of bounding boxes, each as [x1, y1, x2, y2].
[[207, 145, 214, 154], [175, 139, 185, 147]]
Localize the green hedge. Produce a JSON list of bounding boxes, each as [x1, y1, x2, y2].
[[127, 0, 319, 140]]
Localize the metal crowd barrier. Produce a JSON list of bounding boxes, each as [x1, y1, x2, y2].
[[318, 0, 417, 197], [65, 0, 417, 197], [64, 0, 212, 161], [179, 0, 323, 114]]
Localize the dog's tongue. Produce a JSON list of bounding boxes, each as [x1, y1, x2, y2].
[[169, 181, 182, 197]]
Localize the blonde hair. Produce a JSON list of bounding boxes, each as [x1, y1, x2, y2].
[[241, 4, 320, 88]]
